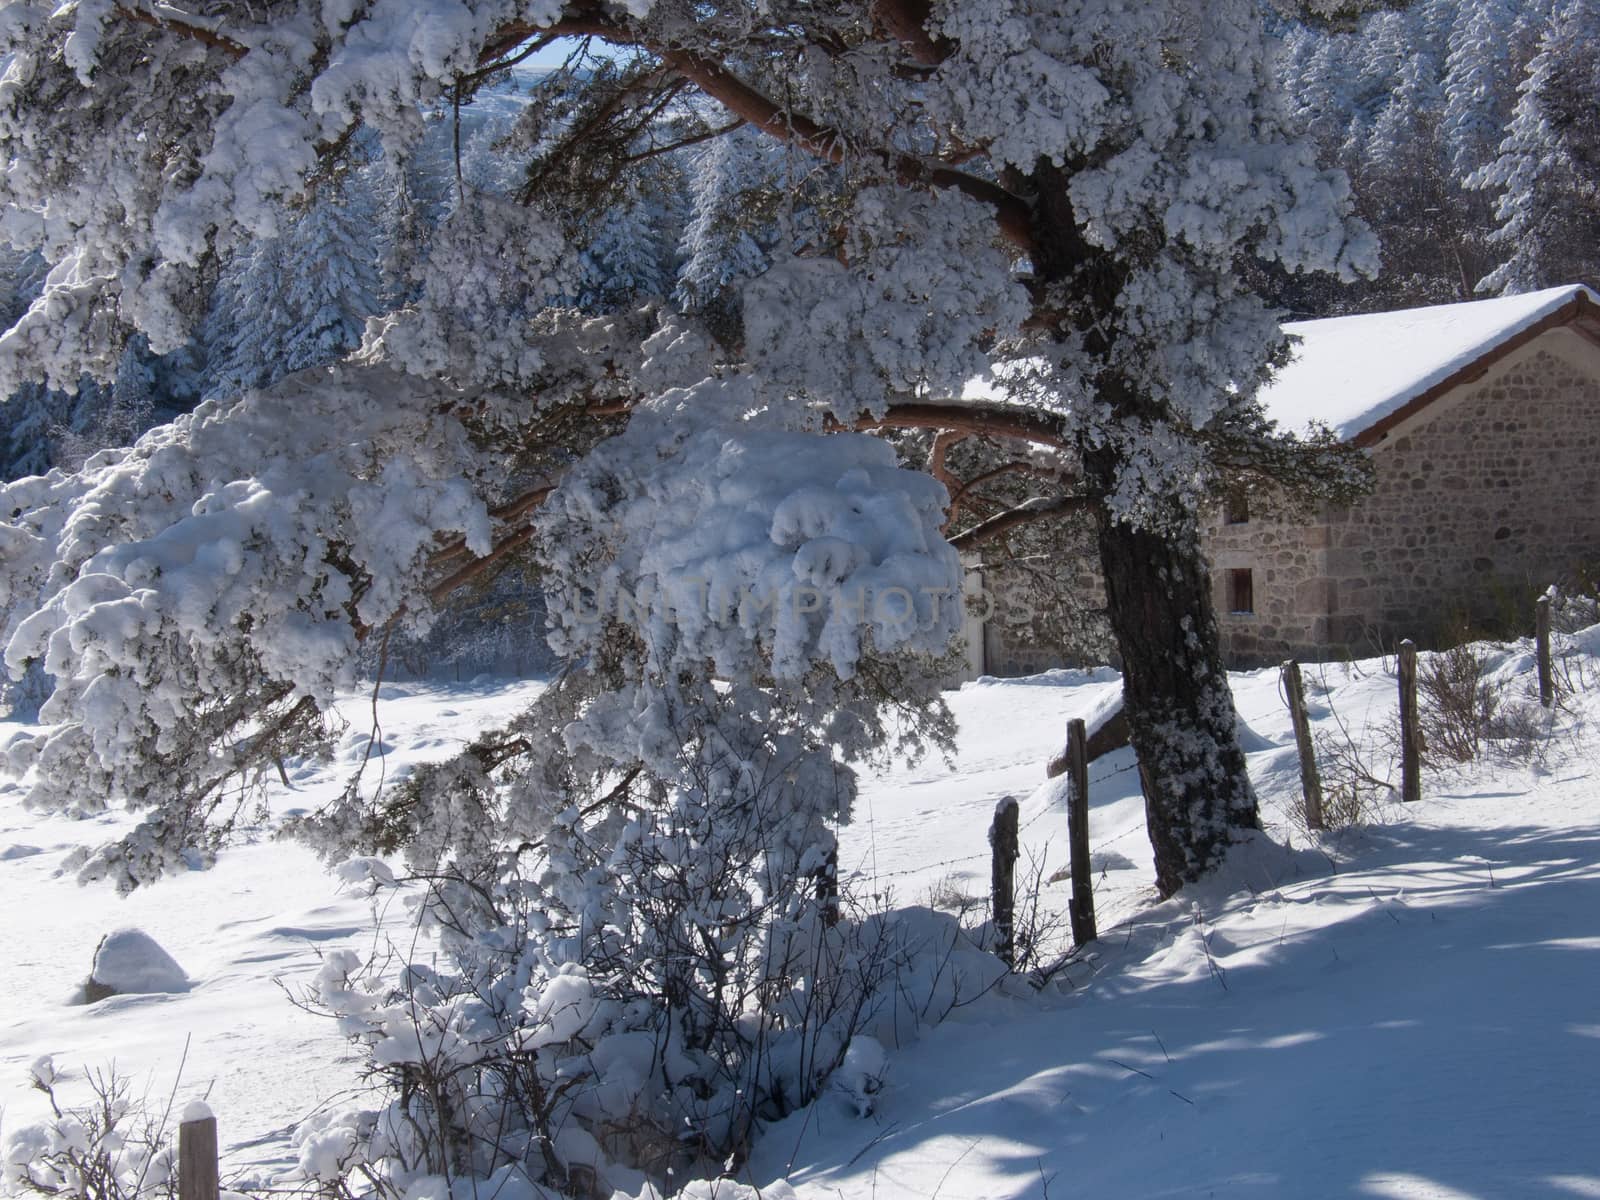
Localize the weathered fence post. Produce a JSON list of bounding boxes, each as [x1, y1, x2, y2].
[[1536, 594, 1554, 708], [1398, 639, 1421, 804], [178, 1108, 219, 1200], [1281, 659, 1325, 830], [1066, 719, 1097, 946], [989, 796, 1020, 968]]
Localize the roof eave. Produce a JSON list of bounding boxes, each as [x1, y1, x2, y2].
[[1351, 289, 1600, 450]]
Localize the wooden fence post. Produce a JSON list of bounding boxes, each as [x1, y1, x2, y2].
[[178, 1110, 219, 1200], [1066, 719, 1097, 946], [1398, 639, 1421, 804], [1281, 659, 1325, 830], [989, 796, 1020, 968], [1536, 594, 1554, 708]]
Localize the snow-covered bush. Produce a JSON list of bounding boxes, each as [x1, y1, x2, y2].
[[1548, 574, 1600, 637], [2, 1059, 177, 1200], [294, 807, 1006, 1198], [274, 408, 982, 1192]]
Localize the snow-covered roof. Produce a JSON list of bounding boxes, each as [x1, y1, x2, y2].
[[1259, 284, 1600, 443]]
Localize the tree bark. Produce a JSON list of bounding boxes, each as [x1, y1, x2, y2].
[[1090, 472, 1258, 897], [1021, 157, 1259, 898]]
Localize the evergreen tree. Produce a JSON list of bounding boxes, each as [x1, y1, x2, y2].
[[1271, 0, 1560, 312], [378, 161, 429, 308], [0, 9, 1391, 1185], [1442, 0, 1534, 178], [0, 249, 58, 478], [51, 343, 157, 470], [203, 170, 383, 398], [579, 172, 682, 310], [674, 125, 780, 332], [1473, 0, 1600, 293]]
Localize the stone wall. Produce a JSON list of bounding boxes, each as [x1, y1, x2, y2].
[[964, 518, 1111, 677], [962, 326, 1600, 677], [1205, 491, 1336, 666], [1208, 328, 1600, 665], [1332, 333, 1600, 642]]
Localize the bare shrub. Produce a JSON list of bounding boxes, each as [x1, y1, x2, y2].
[[1417, 642, 1558, 767], [925, 872, 986, 919], [1417, 643, 1503, 765], [1007, 846, 1072, 975], [1489, 699, 1551, 762], [1304, 667, 1397, 830], [1289, 778, 1372, 833], [2, 1059, 179, 1200]]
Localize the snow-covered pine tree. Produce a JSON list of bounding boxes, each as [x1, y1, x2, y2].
[[0, 0, 1385, 896], [0, 248, 60, 478], [579, 170, 683, 310], [1443, 0, 1553, 180], [1472, 0, 1600, 294], [203, 171, 383, 398], [282, 172, 384, 372], [377, 162, 428, 308], [50, 342, 158, 470], [673, 123, 781, 332], [0, 12, 1390, 1179], [1272, 0, 1555, 312]]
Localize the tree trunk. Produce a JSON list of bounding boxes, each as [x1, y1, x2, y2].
[[1021, 157, 1258, 898], [1094, 499, 1258, 897]]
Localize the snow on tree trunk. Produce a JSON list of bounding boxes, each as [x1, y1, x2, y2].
[[1093, 494, 1257, 896]]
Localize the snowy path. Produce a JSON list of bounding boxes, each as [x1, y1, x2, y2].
[[751, 651, 1600, 1200], [757, 797, 1600, 1198]]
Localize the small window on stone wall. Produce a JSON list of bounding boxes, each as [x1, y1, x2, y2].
[[1223, 490, 1250, 525], [1227, 568, 1255, 615]]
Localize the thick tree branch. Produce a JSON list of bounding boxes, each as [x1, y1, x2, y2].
[[429, 523, 538, 605], [556, 389, 1071, 452], [947, 494, 1092, 550], [928, 429, 964, 531], [872, 0, 950, 66], [656, 47, 1035, 251], [843, 401, 1070, 450], [115, 2, 247, 57], [928, 429, 963, 492], [430, 485, 555, 571], [478, 11, 1033, 248], [478, 9, 621, 66], [948, 460, 1064, 510]]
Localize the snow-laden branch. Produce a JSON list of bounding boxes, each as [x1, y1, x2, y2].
[[113, 1, 246, 58], [947, 494, 1093, 550]]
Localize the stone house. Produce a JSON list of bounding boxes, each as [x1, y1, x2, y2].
[[1210, 283, 1600, 665], [968, 284, 1600, 674]]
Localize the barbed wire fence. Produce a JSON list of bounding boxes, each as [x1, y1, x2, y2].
[[840, 694, 1295, 914]]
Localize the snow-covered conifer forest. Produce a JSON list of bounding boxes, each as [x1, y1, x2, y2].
[[2, 2, 1599, 1198]]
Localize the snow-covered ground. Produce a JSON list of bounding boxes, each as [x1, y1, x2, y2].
[[0, 678, 548, 1178], [4, 636, 1599, 1199]]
